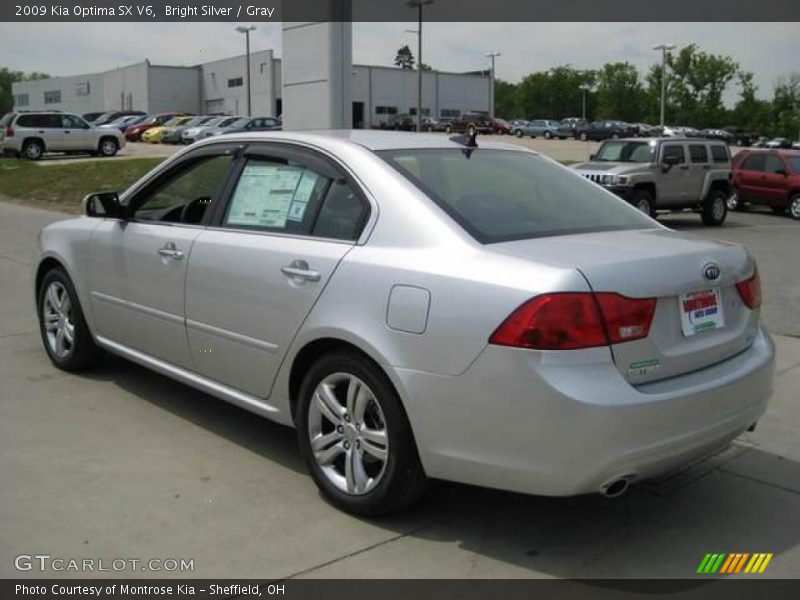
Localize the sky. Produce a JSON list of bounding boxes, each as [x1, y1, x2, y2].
[[1, 22, 797, 104]]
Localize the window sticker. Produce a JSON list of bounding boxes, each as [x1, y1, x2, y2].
[[227, 163, 303, 228], [286, 169, 319, 222]]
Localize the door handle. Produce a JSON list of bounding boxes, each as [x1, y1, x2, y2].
[[157, 242, 185, 260], [679, 165, 690, 170], [702, 165, 710, 170], [281, 260, 321, 282]]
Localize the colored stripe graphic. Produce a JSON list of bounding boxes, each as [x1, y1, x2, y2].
[[720, 554, 736, 574], [710, 553, 726, 573], [697, 554, 713, 574], [698, 552, 772, 574], [734, 553, 749, 573]]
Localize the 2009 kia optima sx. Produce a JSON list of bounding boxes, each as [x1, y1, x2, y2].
[[34, 131, 774, 515]]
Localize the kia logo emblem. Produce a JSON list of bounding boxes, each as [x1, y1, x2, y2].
[[703, 262, 721, 281]]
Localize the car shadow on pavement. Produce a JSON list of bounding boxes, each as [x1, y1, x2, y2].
[[81, 355, 800, 581]]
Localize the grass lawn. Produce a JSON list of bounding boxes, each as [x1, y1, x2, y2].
[[0, 158, 164, 213]]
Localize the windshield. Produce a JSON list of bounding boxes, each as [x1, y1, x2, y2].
[[225, 118, 251, 128], [379, 149, 656, 243], [594, 141, 655, 163]]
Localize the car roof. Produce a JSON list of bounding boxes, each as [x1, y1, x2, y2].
[[196, 129, 538, 153]]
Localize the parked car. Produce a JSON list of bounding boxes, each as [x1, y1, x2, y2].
[[181, 116, 239, 144], [508, 119, 529, 133], [571, 137, 732, 224], [99, 115, 146, 133], [556, 117, 587, 139], [140, 116, 195, 143], [723, 127, 758, 147], [380, 113, 415, 131], [420, 117, 448, 132], [198, 116, 281, 139], [82, 111, 106, 123], [766, 138, 793, 149], [575, 120, 636, 141], [161, 116, 216, 144], [445, 112, 493, 134], [751, 137, 771, 148], [489, 118, 511, 135], [514, 119, 562, 139], [33, 130, 773, 515], [0, 111, 125, 159], [729, 149, 800, 218], [124, 112, 187, 142], [93, 110, 147, 127], [702, 129, 734, 142], [632, 123, 662, 137]]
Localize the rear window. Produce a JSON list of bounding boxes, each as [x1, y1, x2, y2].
[[710, 145, 730, 163], [379, 149, 656, 244]]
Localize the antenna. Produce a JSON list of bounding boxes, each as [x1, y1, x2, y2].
[[449, 129, 478, 148]]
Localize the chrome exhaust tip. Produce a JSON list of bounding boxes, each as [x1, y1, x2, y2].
[[603, 477, 632, 498]]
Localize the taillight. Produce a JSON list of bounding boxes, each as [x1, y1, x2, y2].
[[736, 268, 761, 310], [5, 127, 13, 137], [489, 292, 656, 350]]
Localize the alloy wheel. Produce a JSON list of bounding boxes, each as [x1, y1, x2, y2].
[[42, 281, 75, 360], [726, 191, 740, 211], [712, 197, 725, 221], [791, 196, 800, 220], [307, 373, 389, 495]]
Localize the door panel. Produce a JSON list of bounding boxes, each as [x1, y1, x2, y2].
[[184, 231, 350, 397], [658, 144, 689, 205]]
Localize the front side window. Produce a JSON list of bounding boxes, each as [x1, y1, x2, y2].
[[61, 115, 87, 129], [133, 155, 234, 224], [223, 157, 367, 241], [662, 145, 686, 164], [763, 155, 786, 174], [379, 149, 655, 244], [742, 154, 766, 172]]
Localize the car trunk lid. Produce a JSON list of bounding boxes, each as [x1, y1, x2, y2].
[[490, 229, 759, 384]]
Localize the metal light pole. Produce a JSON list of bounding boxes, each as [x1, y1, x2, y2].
[[236, 25, 257, 117], [407, 0, 434, 132], [653, 43, 675, 128], [579, 83, 591, 120], [486, 51, 501, 121]]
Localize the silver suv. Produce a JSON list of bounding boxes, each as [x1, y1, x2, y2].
[[572, 137, 732, 226], [0, 111, 126, 160]]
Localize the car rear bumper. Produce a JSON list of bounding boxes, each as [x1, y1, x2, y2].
[[393, 325, 774, 496]]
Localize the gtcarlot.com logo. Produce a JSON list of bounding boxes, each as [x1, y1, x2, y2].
[[697, 552, 773, 574], [15, 554, 194, 572]]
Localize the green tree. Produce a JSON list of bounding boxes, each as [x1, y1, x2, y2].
[[772, 73, 800, 139], [731, 72, 775, 136], [515, 66, 597, 120], [595, 62, 646, 122], [494, 79, 519, 119], [393, 45, 415, 70], [0, 68, 50, 114]]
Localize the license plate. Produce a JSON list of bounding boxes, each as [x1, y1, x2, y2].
[[679, 288, 724, 336]]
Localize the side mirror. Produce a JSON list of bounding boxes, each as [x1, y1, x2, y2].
[[661, 154, 680, 171], [82, 192, 125, 219], [589, 154, 596, 161]]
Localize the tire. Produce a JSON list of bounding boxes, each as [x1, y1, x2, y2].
[[98, 137, 118, 157], [444, 124, 452, 134], [297, 350, 428, 516], [631, 189, 656, 218], [544, 131, 552, 139], [701, 189, 728, 226], [468, 125, 476, 136], [789, 194, 800, 220], [23, 139, 44, 160], [726, 188, 743, 211], [515, 129, 523, 138], [611, 132, 620, 139], [37, 267, 101, 372], [580, 132, 588, 142]]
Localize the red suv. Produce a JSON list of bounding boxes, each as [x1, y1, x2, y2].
[[730, 149, 800, 219]]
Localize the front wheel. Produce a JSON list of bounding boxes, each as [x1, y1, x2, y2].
[[37, 268, 101, 371], [544, 131, 552, 139], [297, 351, 427, 516], [444, 124, 452, 134], [701, 190, 728, 226], [98, 137, 118, 157], [515, 129, 523, 138], [579, 132, 588, 142], [631, 189, 655, 218]]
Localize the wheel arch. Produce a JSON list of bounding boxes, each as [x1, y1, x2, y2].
[[22, 136, 46, 152]]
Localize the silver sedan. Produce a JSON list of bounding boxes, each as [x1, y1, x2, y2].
[[34, 131, 774, 515]]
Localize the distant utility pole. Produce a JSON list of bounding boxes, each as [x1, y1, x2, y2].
[[486, 51, 501, 121], [653, 43, 676, 127], [579, 83, 591, 120], [236, 25, 257, 117]]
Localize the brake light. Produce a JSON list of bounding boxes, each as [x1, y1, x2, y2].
[[736, 268, 761, 310], [489, 292, 656, 350], [5, 127, 13, 137]]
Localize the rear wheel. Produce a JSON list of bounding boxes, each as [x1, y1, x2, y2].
[[790, 194, 800, 220], [701, 189, 728, 226], [515, 129, 523, 138], [23, 139, 44, 160], [297, 351, 427, 516], [37, 268, 101, 371], [631, 189, 655, 218]]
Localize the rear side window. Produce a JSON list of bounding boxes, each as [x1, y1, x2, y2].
[[662, 145, 686, 164], [742, 154, 766, 172], [16, 114, 61, 128], [379, 149, 656, 244], [710, 145, 730, 163], [764, 155, 785, 174], [689, 145, 708, 163]]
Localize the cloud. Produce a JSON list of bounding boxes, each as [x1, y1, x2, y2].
[[0, 21, 796, 104]]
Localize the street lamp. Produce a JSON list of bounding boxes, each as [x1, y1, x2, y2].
[[653, 43, 676, 128], [486, 51, 501, 122], [236, 25, 257, 117], [407, 0, 434, 132], [579, 83, 592, 120]]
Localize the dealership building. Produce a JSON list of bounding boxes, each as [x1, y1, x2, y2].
[[11, 50, 491, 128]]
